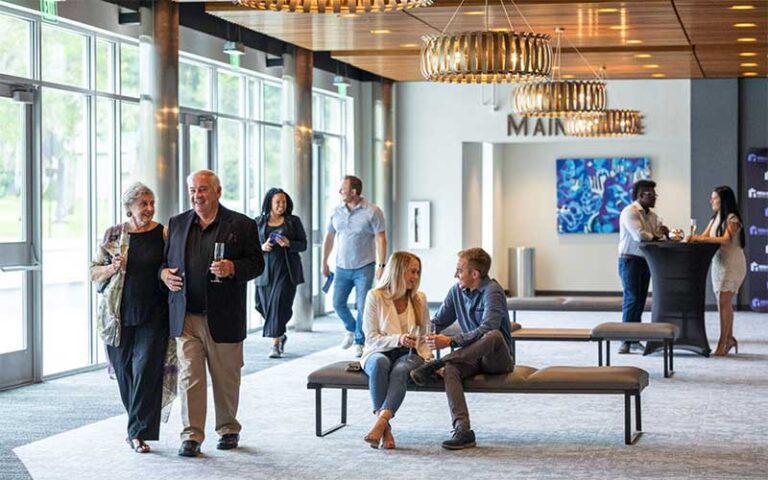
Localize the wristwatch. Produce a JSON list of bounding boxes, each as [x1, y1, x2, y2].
[[450, 337, 459, 348], [377, 263, 386, 268]]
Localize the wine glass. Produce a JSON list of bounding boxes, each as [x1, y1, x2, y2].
[[424, 322, 434, 352], [690, 218, 697, 236], [211, 242, 225, 283], [409, 325, 419, 355]]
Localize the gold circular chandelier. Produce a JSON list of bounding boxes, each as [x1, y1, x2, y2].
[[420, 31, 553, 83], [511, 80, 607, 117], [235, 0, 431, 13], [564, 110, 643, 137]]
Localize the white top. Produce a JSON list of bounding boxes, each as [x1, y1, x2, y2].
[[618, 201, 663, 257], [360, 289, 432, 367]]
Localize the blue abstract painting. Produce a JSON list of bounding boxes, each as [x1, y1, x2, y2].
[[556, 157, 651, 234]]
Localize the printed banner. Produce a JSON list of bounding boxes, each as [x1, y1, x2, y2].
[[744, 148, 768, 312]]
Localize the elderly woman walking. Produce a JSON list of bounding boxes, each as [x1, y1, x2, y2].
[[90, 182, 173, 453]]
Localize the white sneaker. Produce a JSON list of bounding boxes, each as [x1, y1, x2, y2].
[[340, 332, 354, 349], [354, 344, 364, 358]]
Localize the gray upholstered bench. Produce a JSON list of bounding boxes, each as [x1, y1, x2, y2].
[[511, 322, 679, 378], [592, 322, 680, 378], [307, 361, 649, 445], [506, 296, 652, 322]]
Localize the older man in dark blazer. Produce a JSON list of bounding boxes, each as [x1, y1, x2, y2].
[[161, 170, 263, 457]]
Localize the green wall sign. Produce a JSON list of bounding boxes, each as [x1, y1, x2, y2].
[[40, 0, 59, 24]]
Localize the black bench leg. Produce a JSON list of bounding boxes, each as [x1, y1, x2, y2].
[[663, 341, 669, 378], [315, 388, 348, 437], [606, 341, 611, 366], [511, 341, 516, 364], [670, 340, 675, 374], [624, 392, 643, 445], [598, 340, 603, 366]]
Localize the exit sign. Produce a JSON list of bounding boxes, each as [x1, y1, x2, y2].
[[40, 0, 58, 24]]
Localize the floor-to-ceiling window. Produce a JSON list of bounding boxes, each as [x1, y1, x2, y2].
[[0, 3, 296, 379], [312, 90, 352, 314]]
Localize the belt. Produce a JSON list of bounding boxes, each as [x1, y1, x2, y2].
[[620, 254, 643, 260]]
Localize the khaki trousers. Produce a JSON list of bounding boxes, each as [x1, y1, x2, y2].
[[177, 312, 244, 443]]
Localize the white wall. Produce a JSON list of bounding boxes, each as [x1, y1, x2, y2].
[[396, 80, 691, 300]]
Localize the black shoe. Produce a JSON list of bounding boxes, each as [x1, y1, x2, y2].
[[279, 334, 287, 354], [618, 342, 631, 354], [409, 359, 443, 386], [442, 429, 476, 450], [217, 433, 239, 450], [178, 440, 201, 457]]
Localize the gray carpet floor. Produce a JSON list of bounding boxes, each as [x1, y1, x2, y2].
[[4, 311, 768, 479], [0, 315, 342, 480]]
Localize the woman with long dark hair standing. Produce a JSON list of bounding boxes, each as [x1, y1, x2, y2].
[[688, 185, 746, 356], [254, 188, 307, 358]]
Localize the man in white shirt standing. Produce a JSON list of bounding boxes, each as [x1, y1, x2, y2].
[[617, 179, 668, 354]]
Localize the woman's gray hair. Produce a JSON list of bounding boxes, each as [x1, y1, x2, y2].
[[121, 182, 154, 216]]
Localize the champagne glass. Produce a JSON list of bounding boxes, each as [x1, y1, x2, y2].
[[211, 242, 225, 283], [690, 218, 697, 236], [425, 322, 434, 350]]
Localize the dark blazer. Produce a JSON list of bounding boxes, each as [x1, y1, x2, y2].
[[254, 213, 307, 287], [163, 205, 264, 343]]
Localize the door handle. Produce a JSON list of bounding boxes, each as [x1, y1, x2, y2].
[[0, 264, 41, 272]]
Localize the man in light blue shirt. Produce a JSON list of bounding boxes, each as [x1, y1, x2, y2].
[[322, 175, 387, 357]]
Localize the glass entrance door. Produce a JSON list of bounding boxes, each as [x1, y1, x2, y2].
[[0, 85, 39, 389], [312, 134, 344, 315], [179, 112, 214, 210]]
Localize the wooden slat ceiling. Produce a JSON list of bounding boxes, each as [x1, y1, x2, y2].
[[188, 0, 768, 81]]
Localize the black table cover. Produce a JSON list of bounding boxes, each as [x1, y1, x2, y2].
[[639, 242, 719, 357]]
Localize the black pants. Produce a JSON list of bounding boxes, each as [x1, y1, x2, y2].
[[106, 321, 168, 440]]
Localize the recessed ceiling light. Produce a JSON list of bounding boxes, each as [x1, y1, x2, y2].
[[626, 39, 643, 44], [370, 29, 391, 34], [651, 73, 666, 78], [561, 74, 575, 79], [598, 8, 619, 13], [730, 5, 755, 10], [635, 54, 653, 59], [399, 43, 418, 48], [643, 64, 660, 69], [733, 23, 757, 28], [742, 72, 758, 76], [741, 62, 759, 67], [339, 13, 358, 18], [489, 27, 511, 32], [739, 52, 757, 57], [609, 25, 628, 30], [737, 37, 757, 42], [463, 11, 485, 16]]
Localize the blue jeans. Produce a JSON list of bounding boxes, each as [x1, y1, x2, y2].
[[619, 256, 651, 325], [333, 263, 375, 345], [363, 349, 424, 415]]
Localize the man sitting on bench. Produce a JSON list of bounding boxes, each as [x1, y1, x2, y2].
[[409, 248, 513, 450]]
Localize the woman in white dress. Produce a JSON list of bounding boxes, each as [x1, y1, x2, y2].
[[688, 186, 746, 356]]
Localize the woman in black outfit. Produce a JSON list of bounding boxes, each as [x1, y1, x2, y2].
[[90, 182, 169, 453], [255, 188, 307, 358]]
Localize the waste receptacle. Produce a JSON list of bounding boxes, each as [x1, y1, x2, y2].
[[508, 247, 535, 297]]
